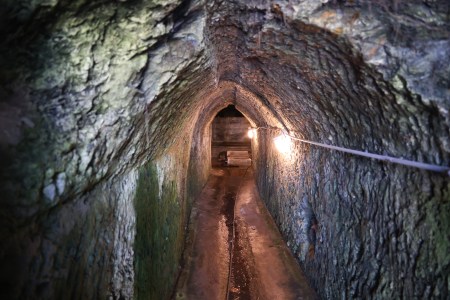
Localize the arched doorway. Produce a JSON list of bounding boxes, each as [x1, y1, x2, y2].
[[211, 104, 252, 167]]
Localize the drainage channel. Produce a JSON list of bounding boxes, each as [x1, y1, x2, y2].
[[222, 167, 251, 300]]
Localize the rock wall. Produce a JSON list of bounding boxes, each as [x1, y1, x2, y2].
[[218, 0, 449, 298], [212, 117, 251, 144], [0, 0, 212, 298], [134, 143, 193, 300], [0, 124, 207, 300], [1, 169, 138, 299], [0, 0, 449, 299], [255, 128, 450, 299], [284, 0, 450, 107]]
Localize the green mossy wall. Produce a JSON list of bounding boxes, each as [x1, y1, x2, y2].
[[134, 162, 186, 300]]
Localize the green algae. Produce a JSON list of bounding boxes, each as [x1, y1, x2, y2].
[[134, 161, 185, 300]]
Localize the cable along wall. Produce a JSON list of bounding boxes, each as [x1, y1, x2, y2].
[[205, 2, 450, 298]]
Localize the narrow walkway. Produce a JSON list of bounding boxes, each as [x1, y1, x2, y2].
[[175, 167, 317, 300]]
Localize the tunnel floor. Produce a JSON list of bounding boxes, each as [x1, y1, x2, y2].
[[174, 167, 317, 299]]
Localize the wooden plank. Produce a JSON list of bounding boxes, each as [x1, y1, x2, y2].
[[227, 150, 249, 158], [227, 158, 252, 166]]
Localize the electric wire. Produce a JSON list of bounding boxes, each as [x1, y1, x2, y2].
[[253, 127, 450, 175]]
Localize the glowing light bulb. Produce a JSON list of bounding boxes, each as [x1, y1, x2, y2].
[[247, 128, 256, 139], [274, 134, 292, 154]]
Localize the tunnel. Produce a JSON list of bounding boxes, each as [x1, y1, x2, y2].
[[211, 105, 252, 167], [0, 0, 449, 299]]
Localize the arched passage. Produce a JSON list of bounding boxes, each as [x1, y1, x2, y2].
[[210, 104, 252, 167], [0, 0, 448, 299]]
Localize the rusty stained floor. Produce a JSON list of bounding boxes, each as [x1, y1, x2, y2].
[[174, 167, 318, 300]]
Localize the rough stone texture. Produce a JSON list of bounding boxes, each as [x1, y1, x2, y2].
[[212, 116, 251, 143], [0, 0, 212, 208], [1, 169, 138, 299], [286, 0, 450, 107], [255, 132, 450, 299], [0, 0, 449, 299], [0, 0, 212, 298], [205, 1, 449, 298], [134, 149, 190, 300]]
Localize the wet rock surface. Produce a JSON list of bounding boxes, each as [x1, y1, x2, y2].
[[176, 167, 317, 299], [175, 168, 231, 300]]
